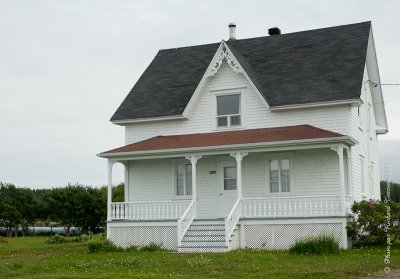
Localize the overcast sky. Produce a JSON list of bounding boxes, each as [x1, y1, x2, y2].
[[1, 0, 399, 188]]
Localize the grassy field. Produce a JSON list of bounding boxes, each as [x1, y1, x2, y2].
[[0, 237, 399, 278]]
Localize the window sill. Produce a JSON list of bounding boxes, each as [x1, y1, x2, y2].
[[214, 126, 246, 132], [173, 195, 193, 200], [265, 192, 293, 197]]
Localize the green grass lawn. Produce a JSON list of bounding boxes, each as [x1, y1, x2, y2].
[[0, 236, 398, 278]]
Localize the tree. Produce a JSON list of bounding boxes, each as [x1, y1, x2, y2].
[[381, 181, 400, 202], [42, 184, 106, 235], [0, 183, 37, 236], [346, 200, 400, 245]]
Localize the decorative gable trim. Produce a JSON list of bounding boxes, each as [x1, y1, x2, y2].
[[183, 41, 268, 119], [209, 44, 243, 76]]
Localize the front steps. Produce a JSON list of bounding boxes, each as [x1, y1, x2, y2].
[[178, 221, 238, 252]]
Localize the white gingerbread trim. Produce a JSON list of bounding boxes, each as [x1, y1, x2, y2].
[[209, 44, 243, 76], [182, 41, 269, 119]]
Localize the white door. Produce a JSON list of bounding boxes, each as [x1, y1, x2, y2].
[[218, 161, 238, 217]]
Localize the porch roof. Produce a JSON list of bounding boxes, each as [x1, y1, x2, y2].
[[99, 125, 351, 157]]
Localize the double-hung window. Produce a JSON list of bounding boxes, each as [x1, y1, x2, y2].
[[269, 159, 291, 193], [223, 166, 237, 190], [216, 94, 241, 128], [176, 164, 192, 196]]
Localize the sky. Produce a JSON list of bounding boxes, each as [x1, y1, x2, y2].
[[0, 0, 399, 188]]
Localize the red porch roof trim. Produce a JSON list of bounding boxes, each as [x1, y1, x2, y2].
[[99, 125, 350, 157]]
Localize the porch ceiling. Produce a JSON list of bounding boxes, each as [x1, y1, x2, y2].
[[99, 125, 354, 158]]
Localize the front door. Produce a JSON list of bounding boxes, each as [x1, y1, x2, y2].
[[218, 161, 238, 217]]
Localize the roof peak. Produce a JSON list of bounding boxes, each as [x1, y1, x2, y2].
[[159, 21, 371, 52]]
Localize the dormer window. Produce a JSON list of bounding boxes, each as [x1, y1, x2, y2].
[[216, 94, 241, 128]]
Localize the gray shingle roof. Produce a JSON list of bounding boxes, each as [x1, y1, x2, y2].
[[111, 22, 371, 121]]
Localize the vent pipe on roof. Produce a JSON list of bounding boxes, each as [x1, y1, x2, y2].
[[229, 23, 236, 41], [268, 27, 281, 35]]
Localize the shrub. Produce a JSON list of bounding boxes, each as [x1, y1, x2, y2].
[[87, 234, 115, 252], [346, 200, 400, 246], [46, 234, 87, 244], [139, 242, 164, 252], [87, 234, 163, 253], [46, 234, 66, 244], [289, 233, 340, 255]]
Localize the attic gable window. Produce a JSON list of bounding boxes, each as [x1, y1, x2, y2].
[[217, 94, 241, 128]]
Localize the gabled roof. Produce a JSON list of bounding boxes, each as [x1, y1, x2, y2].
[[99, 125, 351, 157], [111, 22, 371, 122]]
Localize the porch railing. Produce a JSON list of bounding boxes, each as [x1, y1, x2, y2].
[[241, 195, 342, 218], [225, 199, 241, 247], [110, 200, 191, 221], [177, 199, 196, 246]]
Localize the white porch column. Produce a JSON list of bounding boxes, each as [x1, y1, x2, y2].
[[331, 145, 346, 215], [123, 161, 129, 202], [107, 160, 115, 222], [230, 152, 248, 199], [185, 155, 202, 200], [346, 149, 353, 207]]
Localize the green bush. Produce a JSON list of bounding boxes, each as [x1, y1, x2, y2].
[[45, 234, 66, 244], [139, 242, 164, 252], [289, 233, 340, 255], [346, 200, 400, 246], [46, 234, 88, 244], [87, 234, 163, 253]]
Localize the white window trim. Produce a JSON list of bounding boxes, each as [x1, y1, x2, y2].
[[213, 90, 245, 130], [357, 105, 363, 131], [170, 159, 193, 200], [264, 153, 294, 196], [360, 156, 365, 196]]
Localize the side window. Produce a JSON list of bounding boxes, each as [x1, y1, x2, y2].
[[216, 94, 241, 128], [176, 164, 192, 196], [269, 159, 291, 193]]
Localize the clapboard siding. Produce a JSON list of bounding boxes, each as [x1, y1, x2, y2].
[[349, 65, 380, 201], [128, 159, 174, 202], [127, 149, 343, 215], [125, 61, 349, 144]]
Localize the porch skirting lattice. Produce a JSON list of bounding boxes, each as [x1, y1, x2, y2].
[[242, 222, 344, 250], [108, 219, 347, 251], [108, 225, 177, 249]]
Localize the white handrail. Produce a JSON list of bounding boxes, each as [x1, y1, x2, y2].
[[109, 200, 191, 221], [177, 199, 196, 247], [225, 199, 241, 247]]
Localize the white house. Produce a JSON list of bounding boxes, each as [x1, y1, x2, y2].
[[98, 22, 388, 252]]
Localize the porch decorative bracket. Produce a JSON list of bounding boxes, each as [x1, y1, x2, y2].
[[230, 152, 248, 161], [330, 146, 340, 156], [185, 155, 203, 164], [209, 44, 243, 77]]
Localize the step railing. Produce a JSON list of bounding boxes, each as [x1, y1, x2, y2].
[[177, 199, 196, 247], [241, 195, 342, 218], [225, 199, 241, 247], [109, 200, 191, 221]]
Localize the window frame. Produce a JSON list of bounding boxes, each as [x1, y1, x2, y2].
[[171, 159, 193, 199], [214, 91, 243, 130], [265, 153, 294, 196], [360, 156, 365, 195], [223, 166, 237, 191]]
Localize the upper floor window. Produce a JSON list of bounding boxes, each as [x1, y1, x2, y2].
[[216, 94, 241, 128]]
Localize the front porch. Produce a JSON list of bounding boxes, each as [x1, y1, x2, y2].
[[100, 125, 356, 251], [105, 147, 353, 252]]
